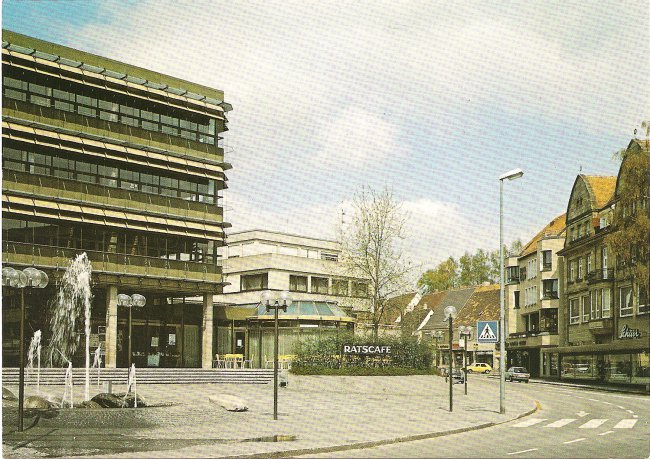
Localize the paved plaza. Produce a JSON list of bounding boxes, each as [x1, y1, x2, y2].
[[2, 374, 536, 458]]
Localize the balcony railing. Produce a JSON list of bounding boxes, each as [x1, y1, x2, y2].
[[586, 268, 614, 284], [541, 292, 559, 300], [541, 262, 552, 271], [3, 241, 221, 279]]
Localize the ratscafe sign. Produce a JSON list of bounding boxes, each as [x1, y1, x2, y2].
[[342, 344, 391, 355]]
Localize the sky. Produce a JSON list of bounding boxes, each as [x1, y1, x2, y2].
[[3, 1, 649, 275]]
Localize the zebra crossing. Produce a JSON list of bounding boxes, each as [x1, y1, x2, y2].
[[512, 418, 639, 429]]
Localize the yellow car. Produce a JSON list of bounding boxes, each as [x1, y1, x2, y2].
[[466, 362, 492, 374]]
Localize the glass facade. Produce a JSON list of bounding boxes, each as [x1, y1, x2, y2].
[[555, 351, 649, 386], [3, 145, 218, 204], [3, 73, 220, 145]]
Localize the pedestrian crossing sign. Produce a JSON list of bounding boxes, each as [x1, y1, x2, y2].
[[477, 320, 499, 343]]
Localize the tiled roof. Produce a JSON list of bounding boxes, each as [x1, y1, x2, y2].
[[519, 213, 566, 257], [417, 291, 448, 312], [582, 175, 617, 209], [383, 292, 417, 324], [455, 284, 500, 327], [419, 287, 475, 331]]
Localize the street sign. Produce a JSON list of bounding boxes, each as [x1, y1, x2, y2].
[[477, 321, 499, 343]]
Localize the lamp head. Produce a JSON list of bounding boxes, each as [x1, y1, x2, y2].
[[131, 294, 146, 307], [443, 305, 457, 320], [499, 168, 524, 181], [279, 290, 292, 307], [117, 293, 132, 307]]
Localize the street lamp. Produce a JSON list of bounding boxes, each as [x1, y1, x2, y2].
[[443, 305, 457, 412], [499, 167, 523, 415], [260, 290, 292, 420], [117, 293, 146, 368], [432, 330, 443, 367], [459, 325, 472, 396], [2, 266, 49, 432]]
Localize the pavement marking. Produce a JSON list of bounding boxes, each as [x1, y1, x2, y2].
[[545, 419, 577, 428], [626, 410, 634, 414], [617, 405, 626, 409], [601, 401, 613, 405], [598, 431, 614, 436], [512, 418, 548, 428], [579, 419, 608, 429], [632, 415, 638, 418], [507, 448, 539, 455], [564, 438, 586, 444], [613, 419, 638, 429], [588, 398, 600, 402]]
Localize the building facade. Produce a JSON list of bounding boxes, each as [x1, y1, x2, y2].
[[546, 140, 649, 388], [213, 230, 369, 364], [2, 31, 231, 368], [505, 214, 565, 377]]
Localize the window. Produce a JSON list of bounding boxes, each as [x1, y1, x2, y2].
[[321, 252, 339, 262], [506, 266, 519, 283], [542, 279, 558, 299], [311, 277, 329, 294], [541, 250, 552, 271], [619, 286, 633, 317], [590, 290, 601, 320], [570, 298, 580, 324], [352, 282, 369, 297], [579, 295, 589, 322], [30, 94, 51, 107], [569, 261, 575, 282], [527, 258, 537, 279], [601, 288, 611, 318], [540, 308, 558, 333], [638, 285, 648, 315], [601, 247, 608, 271], [513, 291, 520, 309], [289, 275, 307, 292], [332, 279, 349, 296], [586, 254, 592, 274], [578, 258, 584, 280], [241, 273, 268, 291]]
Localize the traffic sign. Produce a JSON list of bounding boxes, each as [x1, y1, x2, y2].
[[477, 320, 499, 343]]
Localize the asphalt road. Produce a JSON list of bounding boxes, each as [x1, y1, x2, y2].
[[305, 380, 650, 458]]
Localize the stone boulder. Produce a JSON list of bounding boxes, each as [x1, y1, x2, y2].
[[24, 395, 53, 410], [3, 387, 17, 401], [120, 393, 147, 408], [91, 393, 129, 408], [209, 394, 248, 412], [78, 400, 102, 409]]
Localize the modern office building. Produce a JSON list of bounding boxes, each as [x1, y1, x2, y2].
[[213, 230, 369, 365], [2, 31, 232, 368], [505, 214, 565, 377]]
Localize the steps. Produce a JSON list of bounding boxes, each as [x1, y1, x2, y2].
[[2, 368, 274, 385]]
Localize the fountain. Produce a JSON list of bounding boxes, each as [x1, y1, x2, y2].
[[48, 253, 93, 401], [27, 330, 42, 395], [92, 345, 102, 386], [126, 364, 138, 408], [62, 361, 74, 408]]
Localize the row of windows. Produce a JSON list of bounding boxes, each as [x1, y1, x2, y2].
[[2, 146, 218, 204], [228, 242, 340, 262], [568, 247, 607, 282], [3, 76, 219, 145], [568, 285, 647, 324], [2, 217, 218, 264], [240, 273, 369, 298]]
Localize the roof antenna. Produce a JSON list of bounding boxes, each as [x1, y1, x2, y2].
[[579, 164, 582, 172]]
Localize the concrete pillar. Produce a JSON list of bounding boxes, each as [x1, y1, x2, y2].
[[202, 294, 214, 369], [105, 285, 118, 368]]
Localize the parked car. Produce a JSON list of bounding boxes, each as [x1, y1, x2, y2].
[[451, 368, 465, 384], [505, 367, 530, 383], [466, 362, 492, 374]]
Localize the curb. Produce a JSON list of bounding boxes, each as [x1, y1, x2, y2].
[[229, 401, 541, 459]]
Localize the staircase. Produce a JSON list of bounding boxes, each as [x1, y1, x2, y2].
[[2, 368, 274, 385]]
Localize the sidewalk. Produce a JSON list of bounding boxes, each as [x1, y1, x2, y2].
[[3, 375, 537, 458], [488, 373, 650, 395]]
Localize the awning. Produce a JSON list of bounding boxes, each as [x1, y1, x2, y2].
[[542, 339, 648, 354]]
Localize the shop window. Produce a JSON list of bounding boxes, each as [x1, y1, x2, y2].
[[311, 277, 329, 294], [619, 286, 633, 317], [289, 275, 307, 292], [569, 298, 579, 324]]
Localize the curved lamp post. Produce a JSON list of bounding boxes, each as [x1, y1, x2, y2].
[[2, 266, 49, 432], [260, 290, 292, 420], [459, 325, 472, 395], [432, 330, 443, 367], [499, 168, 523, 414], [443, 305, 457, 412], [117, 293, 146, 368]]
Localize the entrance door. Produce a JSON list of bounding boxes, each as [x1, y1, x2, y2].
[[235, 331, 245, 355], [183, 325, 200, 367]]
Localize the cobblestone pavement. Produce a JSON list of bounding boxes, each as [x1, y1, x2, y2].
[[2, 374, 537, 458]]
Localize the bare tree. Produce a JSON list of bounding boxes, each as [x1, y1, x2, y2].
[[339, 186, 412, 341]]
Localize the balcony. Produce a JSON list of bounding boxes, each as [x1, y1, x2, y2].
[[3, 241, 222, 290], [541, 292, 559, 300], [586, 269, 614, 284], [540, 262, 552, 272], [588, 318, 613, 335]]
